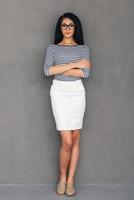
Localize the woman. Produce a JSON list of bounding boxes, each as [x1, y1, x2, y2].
[[43, 12, 92, 196]]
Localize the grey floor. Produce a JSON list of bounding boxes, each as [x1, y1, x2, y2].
[[0, 183, 134, 200]]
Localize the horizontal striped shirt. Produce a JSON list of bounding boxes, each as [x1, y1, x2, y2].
[[43, 44, 91, 81]]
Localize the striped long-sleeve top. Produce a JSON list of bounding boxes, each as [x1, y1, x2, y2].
[[43, 44, 91, 81]]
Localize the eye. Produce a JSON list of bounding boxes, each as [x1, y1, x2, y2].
[[70, 24, 74, 27], [61, 24, 66, 27]]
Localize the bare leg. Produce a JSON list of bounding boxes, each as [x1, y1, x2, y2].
[[58, 130, 73, 183], [67, 129, 80, 184]]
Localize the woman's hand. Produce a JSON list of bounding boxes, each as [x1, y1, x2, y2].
[[71, 59, 91, 69]]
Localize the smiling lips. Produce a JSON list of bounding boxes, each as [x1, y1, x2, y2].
[[65, 32, 71, 35]]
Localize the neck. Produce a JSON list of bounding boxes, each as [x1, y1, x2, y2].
[[62, 38, 76, 45]]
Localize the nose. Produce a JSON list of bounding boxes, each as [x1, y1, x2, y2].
[[66, 26, 70, 30]]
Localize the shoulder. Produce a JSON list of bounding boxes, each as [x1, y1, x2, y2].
[[81, 44, 89, 54], [46, 44, 54, 49], [83, 44, 89, 50], [46, 44, 55, 54]]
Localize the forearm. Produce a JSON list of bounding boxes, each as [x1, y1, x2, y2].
[[48, 63, 75, 76], [61, 59, 92, 78], [62, 68, 84, 78]]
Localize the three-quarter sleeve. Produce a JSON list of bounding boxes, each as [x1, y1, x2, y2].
[[43, 45, 55, 76], [81, 45, 91, 78]]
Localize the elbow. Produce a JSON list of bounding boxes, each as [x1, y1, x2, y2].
[[83, 73, 90, 78], [44, 67, 51, 76], [82, 68, 91, 79]]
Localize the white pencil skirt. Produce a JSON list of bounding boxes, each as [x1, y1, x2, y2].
[[50, 79, 86, 131]]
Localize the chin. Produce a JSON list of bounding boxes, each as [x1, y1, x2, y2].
[[64, 34, 73, 37]]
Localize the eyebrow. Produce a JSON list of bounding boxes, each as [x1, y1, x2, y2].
[[61, 23, 74, 25]]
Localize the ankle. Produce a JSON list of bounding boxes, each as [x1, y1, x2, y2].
[[67, 177, 74, 184], [59, 174, 67, 181]]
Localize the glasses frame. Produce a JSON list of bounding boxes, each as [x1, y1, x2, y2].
[[61, 23, 75, 30]]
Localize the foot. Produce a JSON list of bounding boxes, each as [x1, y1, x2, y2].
[[56, 179, 66, 195], [66, 182, 76, 196], [56, 175, 67, 195], [66, 178, 74, 185]]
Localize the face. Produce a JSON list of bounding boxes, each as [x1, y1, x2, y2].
[[60, 18, 75, 38]]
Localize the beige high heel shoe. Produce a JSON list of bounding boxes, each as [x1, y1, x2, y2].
[[56, 180, 66, 195], [65, 183, 76, 196]]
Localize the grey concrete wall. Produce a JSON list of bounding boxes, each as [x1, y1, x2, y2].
[[0, 0, 134, 184]]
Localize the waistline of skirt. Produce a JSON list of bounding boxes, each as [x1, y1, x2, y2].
[[52, 79, 83, 86]]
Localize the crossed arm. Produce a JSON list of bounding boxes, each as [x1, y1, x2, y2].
[[60, 60, 92, 78], [62, 68, 84, 77], [48, 59, 92, 78], [44, 45, 92, 78]]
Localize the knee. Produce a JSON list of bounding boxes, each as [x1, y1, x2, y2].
[[62, 141, 73, 151], [72, 130, 80, 146]]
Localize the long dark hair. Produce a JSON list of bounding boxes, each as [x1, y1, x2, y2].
[[54, 12, 84, 45]]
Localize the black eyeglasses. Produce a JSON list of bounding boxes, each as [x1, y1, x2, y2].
[[61, 23, 75, 30]]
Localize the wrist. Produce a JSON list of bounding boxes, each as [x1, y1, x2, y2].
[[70, 62, 76, 69]]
